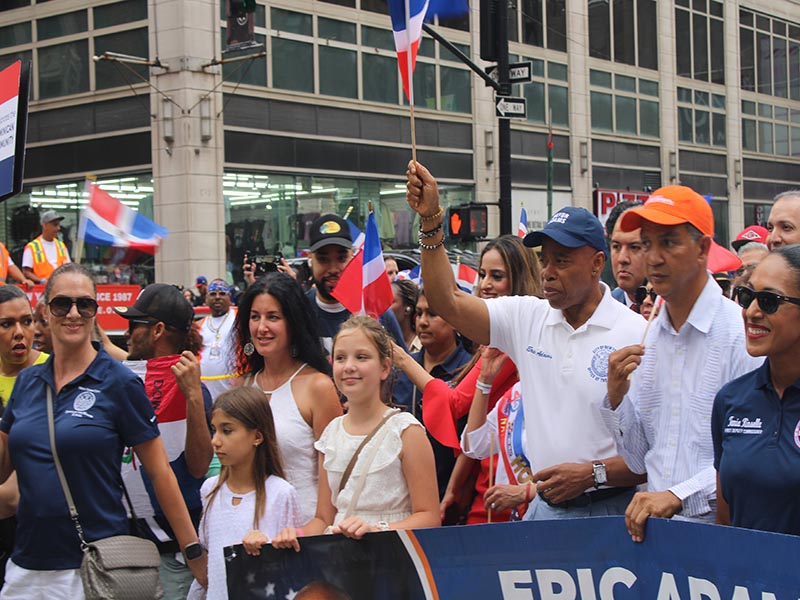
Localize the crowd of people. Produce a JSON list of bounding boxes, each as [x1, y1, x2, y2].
[[0, 172, 797, 598]]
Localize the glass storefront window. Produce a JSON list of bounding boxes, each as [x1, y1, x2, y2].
[[0, 173, 156, 285], [223, 171, 474, 285]]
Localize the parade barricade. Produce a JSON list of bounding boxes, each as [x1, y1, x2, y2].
[[224, 516, 799, 599]]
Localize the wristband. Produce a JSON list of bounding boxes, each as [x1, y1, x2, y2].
[[419, 207, 444, 222], [475, 380, 492, 395], [419, 238, 445, 251], [418, 223, 443, 239], [525, 482, 534, 503]]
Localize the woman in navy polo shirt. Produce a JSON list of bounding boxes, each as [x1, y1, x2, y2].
[[0, 264, 208, 598], [712, 244, 800, 535]]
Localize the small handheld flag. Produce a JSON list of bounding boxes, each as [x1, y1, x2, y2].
[[518, 207, 528, 238]]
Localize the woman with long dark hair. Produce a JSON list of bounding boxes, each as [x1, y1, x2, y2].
[[232, 272, 341, 524]]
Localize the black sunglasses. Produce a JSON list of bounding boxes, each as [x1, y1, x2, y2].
[[635, 286, 657, 305], [735, 286, 800, 314], [48, 296, 99, 318], [127, 318, 158, 333]]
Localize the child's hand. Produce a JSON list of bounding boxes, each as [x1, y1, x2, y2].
[[271, 527, 301, 552], [242, 530, 269, 556], [331, 517, 377, 540]]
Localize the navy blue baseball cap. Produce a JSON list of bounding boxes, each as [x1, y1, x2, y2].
[[523, 206, 608, 256]]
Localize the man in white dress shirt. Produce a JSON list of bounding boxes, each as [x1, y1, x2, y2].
[[603, 186, 761, 541]]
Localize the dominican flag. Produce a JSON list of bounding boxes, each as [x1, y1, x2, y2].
[[346, 217, 366, 250], [120, 355, 191, 531], [388, 0, 468, 99], [79, 182, 168, 254], [518, 207, 528, 238], [395, 265, 422, 285], [454, 262, 478, 294], [332, 212, 394, 319]]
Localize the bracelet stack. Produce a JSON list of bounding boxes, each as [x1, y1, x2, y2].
[[475, 380, 492, 395], [417, 207, 445, 251]]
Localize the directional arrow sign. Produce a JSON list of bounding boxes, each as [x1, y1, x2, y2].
[[486, 61, 533, 84], [496, 96, 527, 119]]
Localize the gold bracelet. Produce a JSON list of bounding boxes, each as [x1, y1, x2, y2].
[[419, 207, 444, 222]]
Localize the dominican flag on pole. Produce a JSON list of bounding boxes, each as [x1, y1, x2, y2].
[[388, 0, 468, 100], [518, 207, 528, 238], [79, 182, 168, 254], [332, 211, 394, 319], [346, 217, 365, 251], [454, 262, 478, 294]]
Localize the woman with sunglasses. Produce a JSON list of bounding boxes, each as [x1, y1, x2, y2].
[[0, 264, 208, 598], [634, 282, 660, 321], [712, 244, 800, 535]]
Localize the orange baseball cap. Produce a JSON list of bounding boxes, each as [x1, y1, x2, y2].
[[619, 185, 714, 237]]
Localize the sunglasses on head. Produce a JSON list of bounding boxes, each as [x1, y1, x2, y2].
[[48, 296, 99, 318], [635, 286, 657, 305], [735, 286, 800, 314]]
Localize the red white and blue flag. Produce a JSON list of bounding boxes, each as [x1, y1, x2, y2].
[[332, 211, 394, 319], [454, 262, 478, 294], [518, 207, 528, 238], [79, 182, 168, 254], [0, 61, 21, 198], [388, 0, 468, 99], [346, 217, 365, 250]]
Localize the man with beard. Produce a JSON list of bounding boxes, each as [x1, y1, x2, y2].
[[305, 214, 405, 353], [114, 284, 213, 599], [198, 279, 237, 399]]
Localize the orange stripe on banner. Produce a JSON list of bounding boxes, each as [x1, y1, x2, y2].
[[405, 531, 440, 600]]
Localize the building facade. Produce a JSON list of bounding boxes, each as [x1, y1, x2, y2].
[[0, 0, 797, 286]]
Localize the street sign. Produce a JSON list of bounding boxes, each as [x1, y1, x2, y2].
[[495, 96, 526, 118], [486, 61, 533, 84]]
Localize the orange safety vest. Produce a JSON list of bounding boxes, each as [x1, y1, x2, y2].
[[25, 235, 68, 281], [0, 242, 8, 285]]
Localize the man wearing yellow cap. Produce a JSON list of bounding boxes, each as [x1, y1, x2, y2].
[[602, 186, 761, 542]]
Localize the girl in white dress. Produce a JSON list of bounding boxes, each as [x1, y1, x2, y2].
[[188, 387, 301, 599], [273, 316, 439, 551]]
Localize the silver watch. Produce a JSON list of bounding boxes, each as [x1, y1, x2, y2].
[[592, 462, 607, 488], [376, 521, 390, 531]]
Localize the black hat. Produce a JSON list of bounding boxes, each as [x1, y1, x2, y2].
[[114, 284, 194, 331], [309, 214, 352, 253]]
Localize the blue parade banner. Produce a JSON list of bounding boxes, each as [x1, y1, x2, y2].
[[225, 517, 800, 599]]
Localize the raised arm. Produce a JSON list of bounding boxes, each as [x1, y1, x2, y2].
[[406, 161, 490, 345], [172, 351, 214, 478]]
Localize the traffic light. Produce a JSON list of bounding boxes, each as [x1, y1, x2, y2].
[[480, 0, 498, 61], [448, 205, 488, 240]]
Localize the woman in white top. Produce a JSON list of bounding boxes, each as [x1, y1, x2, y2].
[[232, 273, 341, 524], [273, 316, 439, 550]]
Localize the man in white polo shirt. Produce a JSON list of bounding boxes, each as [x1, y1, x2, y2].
[[406, 161, 646, 519]]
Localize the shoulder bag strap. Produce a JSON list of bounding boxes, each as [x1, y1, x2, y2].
[[341, 416, 397, 521], [338, 410, 399, 495], [46, 386, 88, 548]]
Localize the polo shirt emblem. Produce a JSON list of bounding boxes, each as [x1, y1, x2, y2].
[[587, 345, 614, 382], [794, 420, 800, 449], [66, 389, 97, 419]]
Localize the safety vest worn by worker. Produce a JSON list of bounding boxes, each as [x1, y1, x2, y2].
[[0, 243, 8, 284], [25, 235, 68, 280]]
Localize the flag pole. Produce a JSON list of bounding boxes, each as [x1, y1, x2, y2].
[[343, 205, 354, 220], [405, 0, 417, 164], [74, 177, 94, 265]]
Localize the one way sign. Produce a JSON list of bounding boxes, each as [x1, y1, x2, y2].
[[495, 96, 526, 118]]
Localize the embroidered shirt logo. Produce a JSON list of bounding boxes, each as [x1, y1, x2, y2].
[[587, 345, 614, 382], [724, 415, 763, 435], [66, 388, 97, 419], [526, 346, 553, 359]]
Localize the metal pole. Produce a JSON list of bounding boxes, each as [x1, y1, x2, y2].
[[497, 1, 512, 236]]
